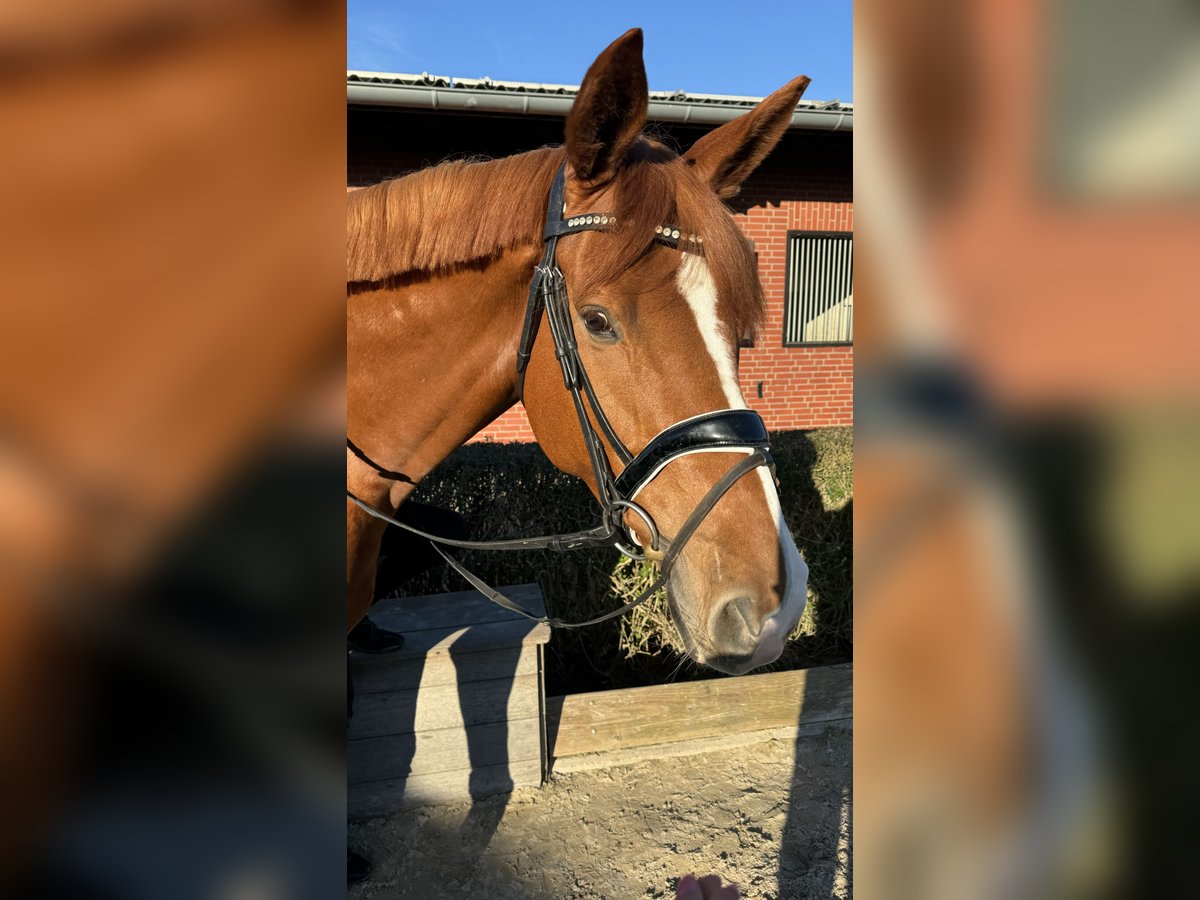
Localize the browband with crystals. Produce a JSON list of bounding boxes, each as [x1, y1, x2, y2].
[[545, 206, 704, 253]]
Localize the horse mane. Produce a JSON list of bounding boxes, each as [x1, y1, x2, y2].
[[347, 147, 562, 285], [347, 139, 764, 339]]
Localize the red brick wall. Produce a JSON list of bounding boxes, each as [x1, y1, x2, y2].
[[347, 106, 853, 442], [471, 401, 536, 442], [733, 197, 854, 433]]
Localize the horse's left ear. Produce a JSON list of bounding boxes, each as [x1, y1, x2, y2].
[[685, 75, 811, 199]]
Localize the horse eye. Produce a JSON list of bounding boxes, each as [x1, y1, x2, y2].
[[581, 307, 614, 335]]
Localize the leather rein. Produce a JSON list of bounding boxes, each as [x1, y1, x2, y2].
[[347, 163, 775, 629]]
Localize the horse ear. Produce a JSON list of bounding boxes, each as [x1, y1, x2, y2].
[[565, 29, 648, 184], [684, 75, 811, 199]]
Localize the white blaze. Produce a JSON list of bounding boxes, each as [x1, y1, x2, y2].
[[676, 254, 809, 654]]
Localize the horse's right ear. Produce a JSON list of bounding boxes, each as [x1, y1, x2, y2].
[[565, 29, 648, 185]]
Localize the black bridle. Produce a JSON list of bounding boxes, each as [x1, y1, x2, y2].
[[347, 163, 776, 628]]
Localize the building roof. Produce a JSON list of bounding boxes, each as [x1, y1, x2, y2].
[[347, 71, 852, 132]]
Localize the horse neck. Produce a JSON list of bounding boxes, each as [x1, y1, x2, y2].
[[346, 246, 539, 500]]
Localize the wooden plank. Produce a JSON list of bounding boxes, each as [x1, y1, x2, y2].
[[551, 719, 851, 774], [548, 663, 851, 759], [350, 616, 550, 665], [370, 584, 545, 632], [347, 674, 541, 739], [348, 718, 542, 783], [351, 644, 541, 694], [349, 759, 543, 819]]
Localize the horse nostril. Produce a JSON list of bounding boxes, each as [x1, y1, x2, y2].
[[732, 596, 764, 638], [714, 595, 763, 651]]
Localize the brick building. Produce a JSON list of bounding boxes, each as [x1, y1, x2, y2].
[[348, 73, 853, 441]]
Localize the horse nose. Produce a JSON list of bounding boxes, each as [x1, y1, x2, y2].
[[711, 594, 765, 656]]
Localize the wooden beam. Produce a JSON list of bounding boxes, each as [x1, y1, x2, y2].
[[369, 584, 548, 635], [347, 674, 541, 739], [547, 663, 851, 760], [352, 643, 541, 693], [349, 759, 543, 820], [348, 718, 542, 782]]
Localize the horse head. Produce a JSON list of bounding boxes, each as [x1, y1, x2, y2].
[[521, 30, 811, 673]]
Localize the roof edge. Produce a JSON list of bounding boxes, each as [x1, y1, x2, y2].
[[346, 71, 853, 132]]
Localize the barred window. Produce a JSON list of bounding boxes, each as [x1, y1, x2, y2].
[[784, 231, 853, 345]]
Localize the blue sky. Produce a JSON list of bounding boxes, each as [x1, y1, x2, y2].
[[347, 2, 853, 102]]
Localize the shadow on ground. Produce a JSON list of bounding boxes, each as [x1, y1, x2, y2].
[[350, 715, 851, 900]]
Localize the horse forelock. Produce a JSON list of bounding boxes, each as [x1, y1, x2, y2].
[[598, 140, 765, 343]]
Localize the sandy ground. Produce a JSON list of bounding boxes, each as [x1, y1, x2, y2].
[[349, 722, 850, 899]]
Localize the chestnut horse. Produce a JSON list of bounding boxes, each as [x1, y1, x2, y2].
[[347, 29, 810, 675]]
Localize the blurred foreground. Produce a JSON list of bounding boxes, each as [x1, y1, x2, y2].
[[855, 1, 1200, 898], [3, 0, 1200, 897], [0, 2, 346, 897]]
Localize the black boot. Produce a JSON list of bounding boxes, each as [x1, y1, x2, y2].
[[348, 617, 405, 654]]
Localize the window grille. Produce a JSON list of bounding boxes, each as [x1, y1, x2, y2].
[[784, 231, 853, 345]]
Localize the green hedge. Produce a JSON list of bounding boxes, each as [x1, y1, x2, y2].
[[400, 428, 852, 691]]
